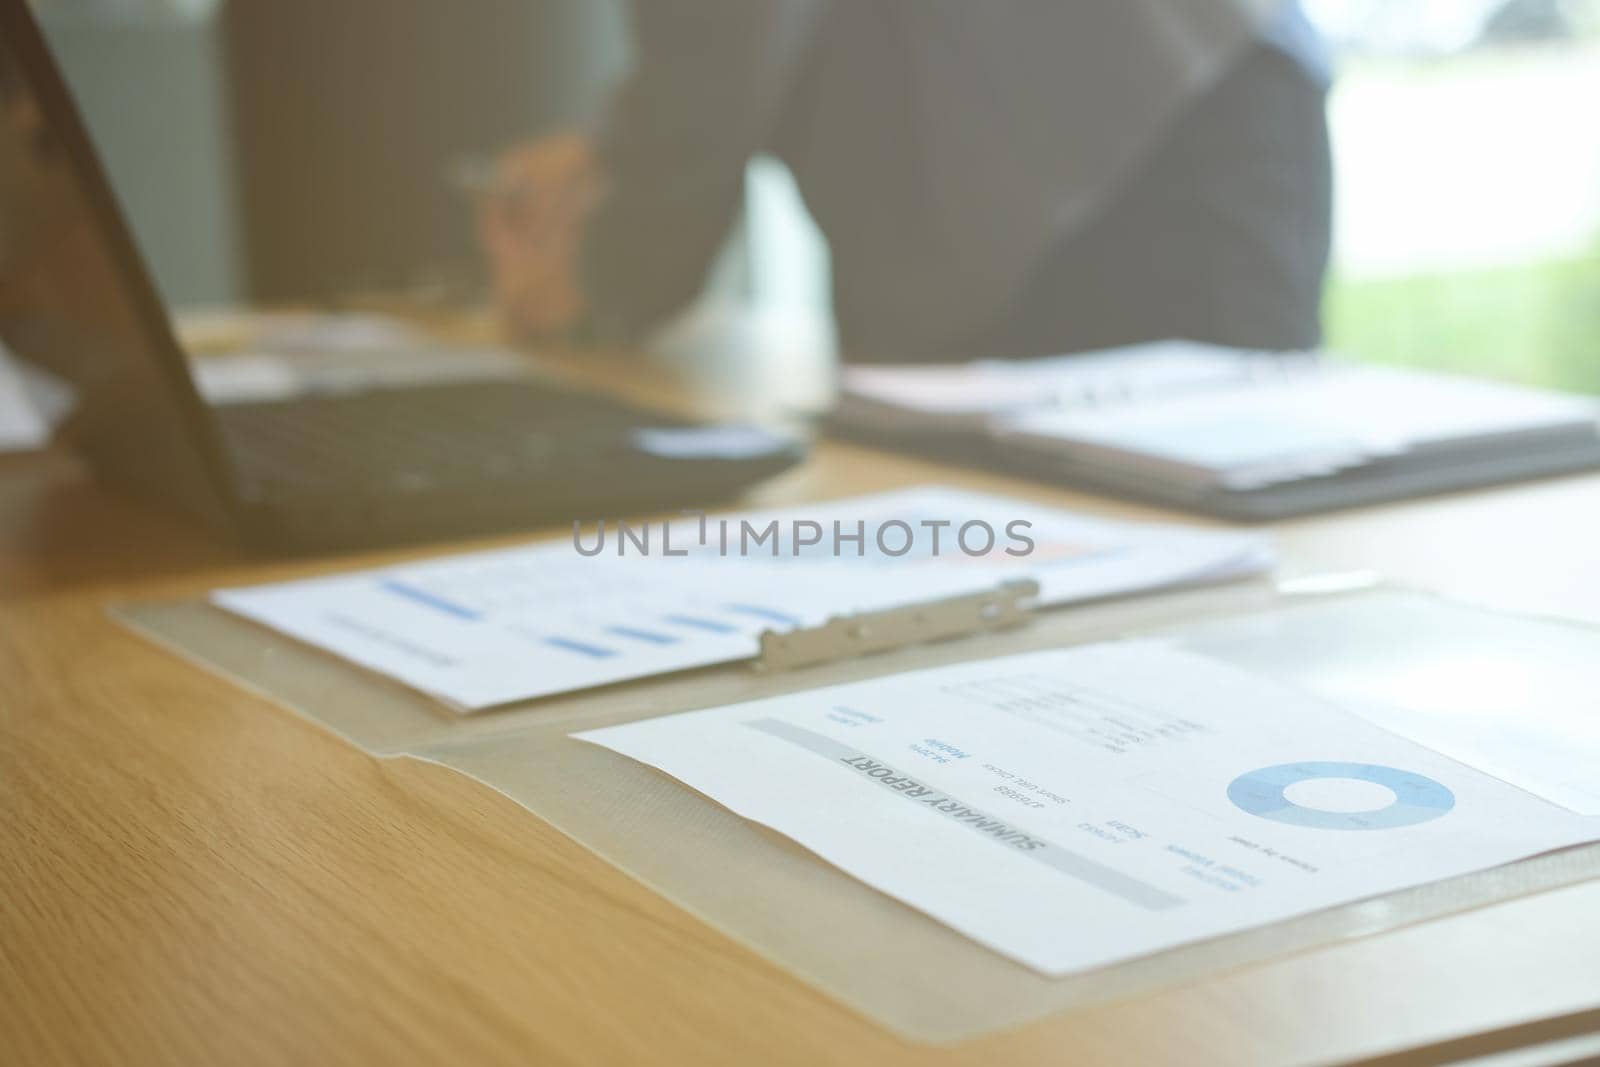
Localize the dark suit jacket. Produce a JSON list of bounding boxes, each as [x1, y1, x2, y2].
[[582, 0, 1286, 359]]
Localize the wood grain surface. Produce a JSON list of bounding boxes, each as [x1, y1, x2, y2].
[[5, 344, 1600, 1066]]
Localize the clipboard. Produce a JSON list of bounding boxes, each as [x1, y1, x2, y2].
[[114, 579, 1600, 1043]]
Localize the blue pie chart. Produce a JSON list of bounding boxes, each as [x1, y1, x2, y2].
[[1227, 761, 1455, 831]]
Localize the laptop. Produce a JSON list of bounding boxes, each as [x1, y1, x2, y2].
[[0, 1, 804, 552]]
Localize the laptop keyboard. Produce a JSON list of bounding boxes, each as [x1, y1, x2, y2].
[[216, 380, 677, 492]]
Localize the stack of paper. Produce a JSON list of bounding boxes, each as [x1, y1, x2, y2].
[[834, 341, 1600, 496], [178, 310, 533, 406], [1002, 362, 1600, 492], [215, 488, 1270, 710], [835, 341, 1284, 431]]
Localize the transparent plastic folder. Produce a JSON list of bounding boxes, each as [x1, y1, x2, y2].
[[116, 582, 1600, 1043]]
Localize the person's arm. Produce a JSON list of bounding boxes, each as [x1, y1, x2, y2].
[[477, 131, 604, 339], [579, 0, 823, 339], [479, 0, 823, 343]]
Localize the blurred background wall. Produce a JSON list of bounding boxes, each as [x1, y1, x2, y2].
[[37, 0, 631, 305], [221, 0, 630, 302], [1309, 0, 1600, 393]]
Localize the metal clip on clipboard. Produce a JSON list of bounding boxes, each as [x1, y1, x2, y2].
[[754, 579, 1041, 672]]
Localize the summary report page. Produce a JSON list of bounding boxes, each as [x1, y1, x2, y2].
[[578, 641, 1598, 975]]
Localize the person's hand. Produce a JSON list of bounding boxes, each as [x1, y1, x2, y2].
[[476, 132, 605, 340]]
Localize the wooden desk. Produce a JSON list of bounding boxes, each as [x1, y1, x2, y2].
[[5, 401, 1600, 1065]]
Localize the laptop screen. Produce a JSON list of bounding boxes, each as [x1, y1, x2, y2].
[[0, 6, 229, 521]]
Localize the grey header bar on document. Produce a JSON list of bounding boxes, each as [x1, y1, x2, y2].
[[745, 718, 1185, 911]]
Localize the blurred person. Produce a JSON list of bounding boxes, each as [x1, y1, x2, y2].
[[481, 0, 1332, 363]]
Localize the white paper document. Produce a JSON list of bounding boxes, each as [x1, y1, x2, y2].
[[214, 488, 1269, 710], [577, 642, 1598, 976], [1001, 363, 1599, 490], [0, 346, 49, 452], [838, 341, 1277, 421], [836, 340, 1600, 494]]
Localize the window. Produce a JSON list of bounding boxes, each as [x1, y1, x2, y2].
[[1311, 0, 1600, 392]]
